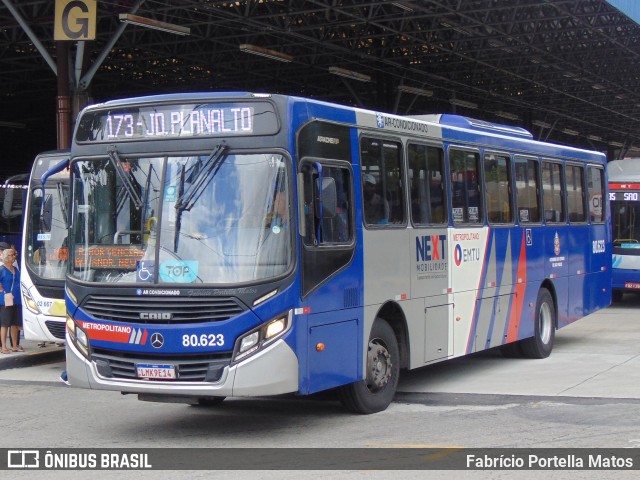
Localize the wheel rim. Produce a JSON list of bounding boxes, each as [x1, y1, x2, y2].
[[366, 337, 392, 392], [539, 301, 553, 345]]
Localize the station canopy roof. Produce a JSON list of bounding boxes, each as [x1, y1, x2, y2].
[[2, 0, 640, 173]]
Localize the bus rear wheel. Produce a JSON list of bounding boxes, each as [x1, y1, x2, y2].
[[520, 288, 555, 359], [337, 319, 399, 414], [612, 290, 623, 302]]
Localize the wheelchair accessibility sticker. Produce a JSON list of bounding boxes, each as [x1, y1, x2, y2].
[[136, 261, 155, 282]]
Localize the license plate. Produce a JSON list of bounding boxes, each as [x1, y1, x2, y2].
[[137, 363, 176, 380], [624, 282, 640, 290]]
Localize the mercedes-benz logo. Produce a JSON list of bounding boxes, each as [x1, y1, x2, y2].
[[150, 332, 164, 349]]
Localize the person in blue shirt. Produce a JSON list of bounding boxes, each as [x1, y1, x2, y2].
[[0, 248, 22, 353]]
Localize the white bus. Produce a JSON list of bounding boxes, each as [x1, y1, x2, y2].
[[21, 150, 70, 342]]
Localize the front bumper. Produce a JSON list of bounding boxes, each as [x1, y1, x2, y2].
[[66, 335, 299, 397]]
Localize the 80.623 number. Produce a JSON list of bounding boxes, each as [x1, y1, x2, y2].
[[182, 334, 224, 347]]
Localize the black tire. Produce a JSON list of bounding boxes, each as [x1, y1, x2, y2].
[[612, 290, 623, 302], [337, 319, 399, 414], [190, 396, 226, 407], [520, 288, 555, 359]]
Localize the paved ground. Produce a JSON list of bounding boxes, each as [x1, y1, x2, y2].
[[1, 294, 639, 400], [0, 336, 64, 371], [398, 296, 640, 399]]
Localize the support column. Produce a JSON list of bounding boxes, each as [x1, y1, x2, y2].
[[56, 42, 71, 149]]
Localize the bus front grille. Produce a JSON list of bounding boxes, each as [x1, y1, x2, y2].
[[91, 348, 232, 382], [45, 320, 66, 339], [80, 295, 246, 323]]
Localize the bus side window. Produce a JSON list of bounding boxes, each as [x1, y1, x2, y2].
[[542, 161, 565, 223], [449, 148, 482, 225], [567, 164, 586, 223], [300, 164, 352, 246], [408, 143, 446, 225], [360, 137, 405, 226], [319, 168, 351, 244], [587, 166, 604, 223], [484, 152, 512, 224], [515, 157, 541, 223]]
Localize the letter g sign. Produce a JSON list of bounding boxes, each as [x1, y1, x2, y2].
[[54, 0, 97, 41]]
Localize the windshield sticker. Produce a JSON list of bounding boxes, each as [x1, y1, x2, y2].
[[164, 185, 177, 202], [160, 260, 199, 283], [136, 260, 155, 282]]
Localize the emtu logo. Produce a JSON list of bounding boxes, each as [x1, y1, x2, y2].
[[454, 244, 481, 267], [454, 244, 463, 266]]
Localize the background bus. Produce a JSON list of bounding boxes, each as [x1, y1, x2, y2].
[[0, 172, 29, 249], [64, 93, 610, 413], [21, 150, 70, 342], [607, 158, 640, 301]]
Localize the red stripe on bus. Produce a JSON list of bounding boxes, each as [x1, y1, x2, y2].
[[506, 235, 527, 343]]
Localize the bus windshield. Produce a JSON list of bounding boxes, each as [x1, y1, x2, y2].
[[25, 159, 70, 281], [611, 194, 640, 247], [0, 173, 28, 247], [69, 151, 292, 284]]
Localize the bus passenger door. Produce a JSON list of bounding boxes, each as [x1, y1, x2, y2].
[[298, 158, 359, 394]]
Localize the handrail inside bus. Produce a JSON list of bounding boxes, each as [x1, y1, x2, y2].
[[40, 158, 69, 187]]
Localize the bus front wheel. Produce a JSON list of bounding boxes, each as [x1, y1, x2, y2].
[[520, 288, 555, 359], [337, 319, 399, 414]]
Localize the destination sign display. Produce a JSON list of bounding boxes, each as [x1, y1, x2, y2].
[[75, 100, 279, 142], [609, 191, 640, 202], [74, 245, 144, 269]]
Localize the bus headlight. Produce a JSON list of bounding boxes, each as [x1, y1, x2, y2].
[[66, 317, 91, 359], [232, 312, 292, 364], [21, 286, 41, 314]]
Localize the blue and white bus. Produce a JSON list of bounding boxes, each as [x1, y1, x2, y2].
[[64, 93, 611, 413], [21, 150, 70, 342], [607, 158, 640, 301]]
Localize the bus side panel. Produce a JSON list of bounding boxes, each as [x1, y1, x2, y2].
[[469, 227, 543, 352], [410, 227, 451, 366], [587, 222, 612, 313], [478, 227, 515, 351], [448, 227, 489, 357], [296, 266, 364, 394], [306, 312, 359, 394], [567, 224, 590, 323], [362, 228, 411, 367], [545, 225, 569, 325], [512, 233, 549, 345]]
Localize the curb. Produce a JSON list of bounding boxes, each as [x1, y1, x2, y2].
[[0, 347, 65, 371]]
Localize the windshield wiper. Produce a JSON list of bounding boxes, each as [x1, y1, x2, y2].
[[172, 143, 228, 252], [107, 147, 143, 210], [174, 143, 228, 212]]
